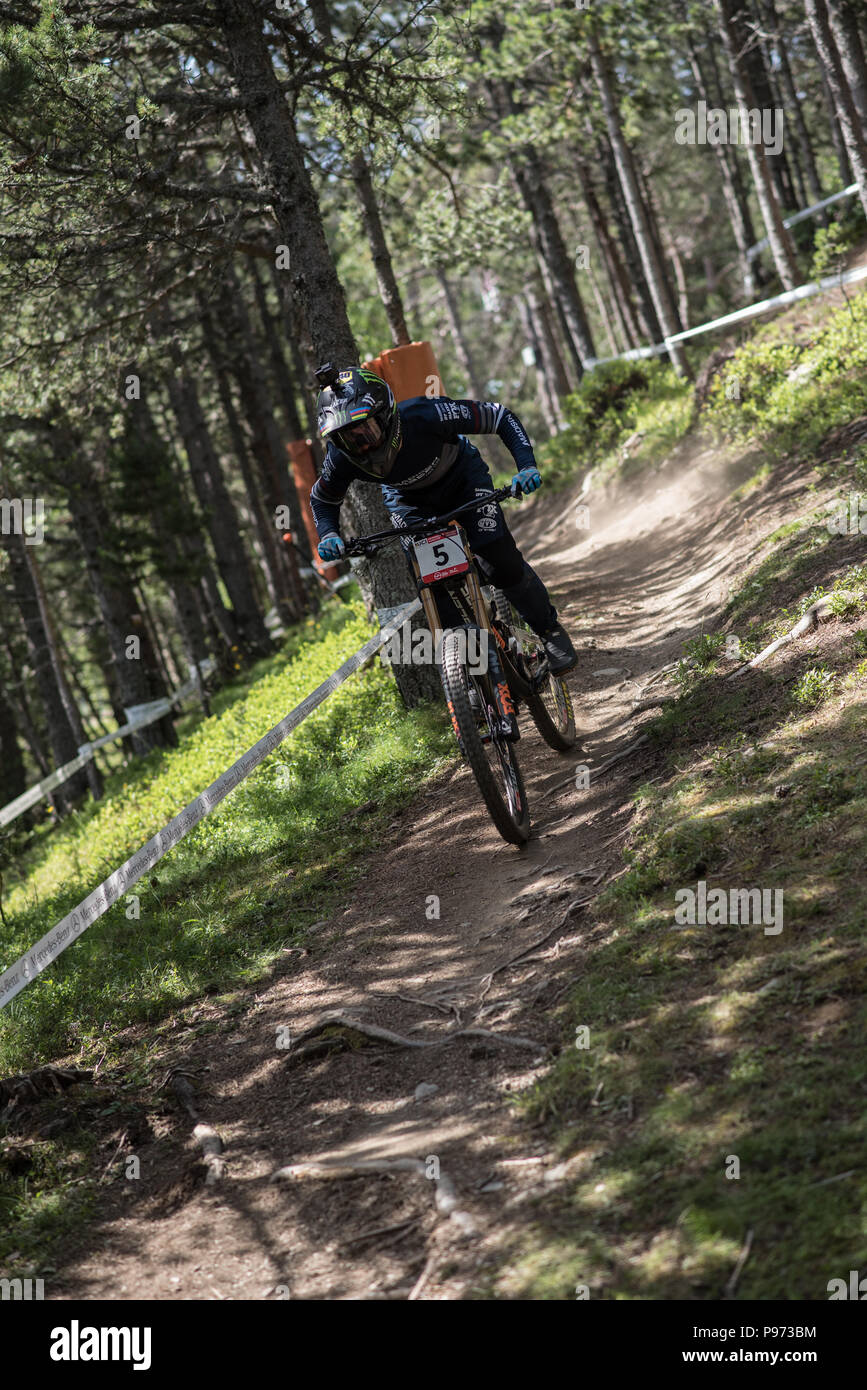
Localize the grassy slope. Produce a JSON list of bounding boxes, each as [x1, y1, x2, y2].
[[487, 288, 867, 1300], [0, 596, 451, 1073]]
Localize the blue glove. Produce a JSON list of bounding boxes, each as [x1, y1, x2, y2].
[[318, 533, 345, 561], [511, 466, 542, 497]]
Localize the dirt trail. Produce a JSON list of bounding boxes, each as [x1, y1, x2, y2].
[[54, 438, 784, 1301]]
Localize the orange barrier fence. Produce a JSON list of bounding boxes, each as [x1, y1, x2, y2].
[[362, 340, 446, 402]]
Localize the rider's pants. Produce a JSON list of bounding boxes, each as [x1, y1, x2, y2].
[[381, 450, 557, 636]]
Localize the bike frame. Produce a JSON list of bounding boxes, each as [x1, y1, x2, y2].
[[344, 484, 532, 729], [346, 483, 548, 677]]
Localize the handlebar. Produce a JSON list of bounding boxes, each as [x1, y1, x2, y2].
[[343, 483, 518, 558]]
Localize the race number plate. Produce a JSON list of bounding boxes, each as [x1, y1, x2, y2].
[[413, 527, 470, 584]]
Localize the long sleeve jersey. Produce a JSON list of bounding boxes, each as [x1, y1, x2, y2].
[[310, 395, 537, 539]]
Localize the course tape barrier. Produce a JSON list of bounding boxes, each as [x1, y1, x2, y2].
[[0, 661, 216, 830], [0, 601, 421, 1010], [747, 182, 859, 261], [584, 261, 867, 371]]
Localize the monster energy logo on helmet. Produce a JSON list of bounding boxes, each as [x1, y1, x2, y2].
[[315, 362, 402, 479]]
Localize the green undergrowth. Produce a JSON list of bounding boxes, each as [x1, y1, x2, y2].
[[490, 466, 867, 1300], [704, 292, 867, 463], [0, 596, 450, 1076], [536, 359, 694, 490]]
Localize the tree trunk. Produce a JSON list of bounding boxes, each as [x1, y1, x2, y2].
[[685, 39, 758, 294], [586, 264, 619, 357], [587, 27, 690, 375], [52, 623, 112, 741], [716, 0, 801, 289], [268, 260, 325, 465], [2, 633, 50, 777], [436, 270, 485, 397], [247, 258, 304, 437], [1, 523, 90, 807], [0, 675, 27, 811], [306, 0, 412, 348], [639, 166, 685, 332], [740, 4, 798, 209], [754, 0, 808, 213], [522, 279, 569, 428], [700, 32, 769, 288], [27, 545, 105, 797], [807, 0, 867, 219], [509, 149, 595, 375], [222, 270, 311, 575], [574, 152, 642, 348], [216, 0, 357, 363], [204, 334, 283, 613], [515, 295, 555, 425], [351, 152, 412, 348], [826, 0, 867, 131], [164, 345, 273, 659], [199, 298, 303, 621], [151, 401, 242, 657], [65, 457, 176, 755], [136, 395, 214, 691], [533, 241, 583, 392], [760, 0, 826, 214], [597, 127, 664, 340], [218, 0, 439, 704], [819, 61, 854, 185]]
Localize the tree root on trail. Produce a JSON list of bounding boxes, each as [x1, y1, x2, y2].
[[272, 1154, 477, 1241], [728, 592, 858, 679], [592, 735, 649, 779], [0, 1066, 92, 1119], [629, 696, 676, 715], [478, 896, 593, 997], [544, 735, 649, 798], [169, 1070, 225, 1186], [369, 991, 460, 1022], [283, 1014, 548, 1064]]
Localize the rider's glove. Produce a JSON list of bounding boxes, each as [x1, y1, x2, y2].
[[317, 533, 345, 561], [511, 466, 542, 497]]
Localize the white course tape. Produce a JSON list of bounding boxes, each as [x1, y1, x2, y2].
[[747, 182, 860, 260], [0, 600, 420, 1010], [0, 750, 95, 828], [0, 660, 216, 829], [585, 262, 867, 371]]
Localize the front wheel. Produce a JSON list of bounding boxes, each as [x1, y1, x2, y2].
[[439, 627, 530, 845]]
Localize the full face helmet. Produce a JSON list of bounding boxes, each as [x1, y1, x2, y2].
[[314, 363, 402, 479]]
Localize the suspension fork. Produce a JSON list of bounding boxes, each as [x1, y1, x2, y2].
[[463, 541, 518, 733], [409, 528, 518, 736]]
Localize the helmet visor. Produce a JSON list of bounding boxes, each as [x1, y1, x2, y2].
[[334, 415, 384, 458]]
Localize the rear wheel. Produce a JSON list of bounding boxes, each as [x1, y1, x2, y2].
[[491, 590, 578, 751], [439, 627, 530, 845]]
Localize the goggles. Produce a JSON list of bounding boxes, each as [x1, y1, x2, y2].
[[334, 415, 384, 457]]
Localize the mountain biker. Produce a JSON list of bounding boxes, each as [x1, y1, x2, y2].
[[310, 364, 578, 675]]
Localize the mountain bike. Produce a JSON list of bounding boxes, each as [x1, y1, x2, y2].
[[344, 484, 577, 845]]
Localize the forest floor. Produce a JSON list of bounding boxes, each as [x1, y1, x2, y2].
[[29, 411, 852, 1304]]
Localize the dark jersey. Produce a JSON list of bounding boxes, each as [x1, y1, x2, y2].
[[310, 396, 537, 539]]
